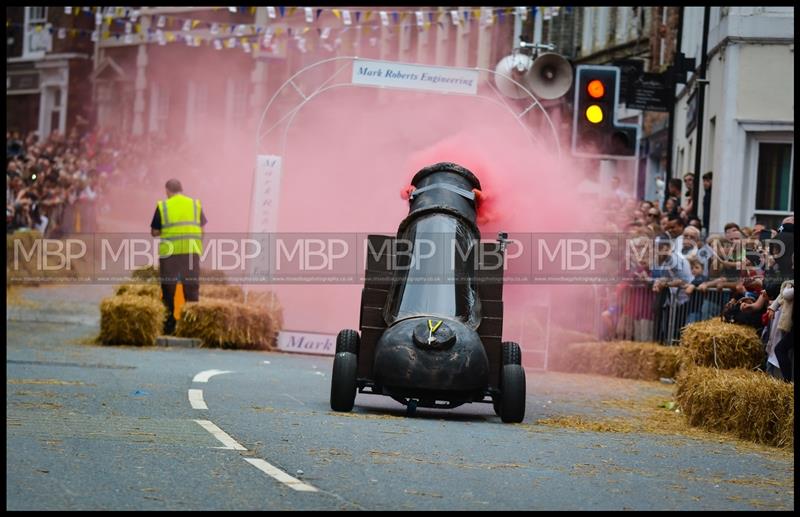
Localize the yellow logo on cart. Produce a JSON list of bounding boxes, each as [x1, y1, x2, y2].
[[427, 319, 443, 345]]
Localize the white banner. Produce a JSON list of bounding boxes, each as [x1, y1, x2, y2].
[[277, 330, 336, 356], [351, 58, 479, 95], [250, 154, 282, 234], [246, 155, 282, 282]]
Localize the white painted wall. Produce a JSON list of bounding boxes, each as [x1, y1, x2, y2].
[[736, 45, 795, 122], [672, 7, 795, 233]]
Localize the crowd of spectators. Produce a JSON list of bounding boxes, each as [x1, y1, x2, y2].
[[599, 172, 794, 382], [6, 126, 173, 237]]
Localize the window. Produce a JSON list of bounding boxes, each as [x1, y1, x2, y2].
[[24, 7, 50, 57], [754, 142, 794, 230]]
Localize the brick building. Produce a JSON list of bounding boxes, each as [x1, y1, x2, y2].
[[91, 6, 516, 146], [6, 6, 95, 137]]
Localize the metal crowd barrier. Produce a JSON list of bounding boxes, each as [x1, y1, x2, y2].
[[603, 284, 731, 345]]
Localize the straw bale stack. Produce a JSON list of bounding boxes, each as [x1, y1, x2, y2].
[[680, 319, 764, 370], [115, 283, 161, 299], [131, 265, 160, 282], [548, 341, 683, 381], [245, 290, 285, 330], [199, 284, 245, 302], [99, 294, 165, 346], [676, 366, 794, 448], [175, 299, 280, 350]]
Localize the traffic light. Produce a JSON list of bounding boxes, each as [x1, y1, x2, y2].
[[571, 65, 640, 160]]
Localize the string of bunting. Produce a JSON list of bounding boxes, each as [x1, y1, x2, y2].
[[8, 6, 573, 52]]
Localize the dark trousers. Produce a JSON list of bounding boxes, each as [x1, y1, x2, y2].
[[160, 254, 200, 333], [775, 328, 794, 382]]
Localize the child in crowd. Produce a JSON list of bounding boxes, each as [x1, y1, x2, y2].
[[685, 257, 708, 323]]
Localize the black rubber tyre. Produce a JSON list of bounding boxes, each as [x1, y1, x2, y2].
[[500, 364, 526, 423], [501, 341, 522, 365], [336, 329, 360, 355], [330, 352, 358, 412]]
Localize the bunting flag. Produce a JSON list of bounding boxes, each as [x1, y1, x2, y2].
[[17, 5, 533, 52]]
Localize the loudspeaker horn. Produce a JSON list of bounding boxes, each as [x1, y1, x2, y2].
[[493, 53, 535, 99], [525, 52, 574, 100]]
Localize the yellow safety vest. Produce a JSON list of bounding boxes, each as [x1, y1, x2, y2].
[[157, 194, 203, 257]]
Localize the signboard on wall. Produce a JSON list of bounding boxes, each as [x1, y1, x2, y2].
[[277, 330, 336, 356], [626, 72, 672, 112], [351, 58, 479, 95]]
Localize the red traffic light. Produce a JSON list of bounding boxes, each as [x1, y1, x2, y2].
[[587, 79, 605, 99]]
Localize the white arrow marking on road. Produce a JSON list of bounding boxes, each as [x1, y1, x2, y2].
[[194, 420, 247, 450], [244, 458, 318, 492], [193, 369, 233, 383], [188, 389, 208, 410]]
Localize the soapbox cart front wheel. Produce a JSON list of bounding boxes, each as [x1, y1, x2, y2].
[[330, 330, 360, 412]]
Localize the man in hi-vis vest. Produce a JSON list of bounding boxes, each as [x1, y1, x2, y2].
[[150, 179, 207, 335]]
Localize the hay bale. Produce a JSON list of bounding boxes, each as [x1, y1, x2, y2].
[[680, 320, 764, 370], [130, 266, 226, 284], [99, 294, 165, 346], [115, 283, 161, 299], [175, 299, 279, 350], [548, 341, 683, 381], [676, 366, 794, 448], [246, 290, 284, 330], [131, 265, 160, 282], [200, 284, 245, 302]]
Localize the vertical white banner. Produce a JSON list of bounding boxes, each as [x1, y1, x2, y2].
[[248, 155, 282, 282], [250, 154, 282, 234]]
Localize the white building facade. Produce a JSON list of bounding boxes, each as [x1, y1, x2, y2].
[[672, 7, 794, 232]]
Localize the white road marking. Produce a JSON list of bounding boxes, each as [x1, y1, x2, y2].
[[282, 393, 306, 406], [193, 369, 233, 383], [263, 361, 271, 364], [188, 389, 208, 410], [243, 458, 319, 492], [194, 420, 247, 450]]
